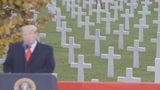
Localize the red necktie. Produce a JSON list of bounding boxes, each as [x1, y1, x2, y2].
[[25, 47, 31, 61]]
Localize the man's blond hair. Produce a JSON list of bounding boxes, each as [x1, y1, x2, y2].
[[20, 25, 39, 32]]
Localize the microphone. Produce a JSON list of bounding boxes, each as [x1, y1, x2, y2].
[[23, 42, 31, 50], [22, 41, 31, 73]]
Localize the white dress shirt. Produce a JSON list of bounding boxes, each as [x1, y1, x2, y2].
[[25, 41, 37, 53]]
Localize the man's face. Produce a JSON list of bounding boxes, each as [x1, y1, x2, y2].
[[21, 29, 38, 44]]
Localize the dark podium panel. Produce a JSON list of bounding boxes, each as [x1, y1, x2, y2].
[[0, 73, 57, 90]]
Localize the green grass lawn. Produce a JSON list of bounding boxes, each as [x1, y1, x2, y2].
[[0, 0, 158, 82], [40, 0, 157, 82]]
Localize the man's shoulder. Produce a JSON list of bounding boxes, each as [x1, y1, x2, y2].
[[38, 43, 53, 50], [9, 42, 23, 48]]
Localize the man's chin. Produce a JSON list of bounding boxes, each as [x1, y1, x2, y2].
[[24, 41, 32, 44]]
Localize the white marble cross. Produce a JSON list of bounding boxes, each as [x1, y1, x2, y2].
[[117, 68, 141, 82], [141, 0, 152, 6], [82, 0, 86, 9], [71, 54, 92, 82], [82, 16, 95, 40], [113, 24, 129, 49], [147, 58, 160, 83], [154, 1, 160, 16], [57, 21, 72, 47], [126, 0, 138, 16], [77, 6, 86, 28], [38, 33, 46, 43], [102, 12, 115, 34], [127, 40, 146, 68], [88, 0, 94, 15], [101, 46, 121, 77], [71, 0, 78, 19], [150, 32, 160, 58], [47, 0, 57, 16], [94, 29, 106, 56], [104, 0, 110, 13], [93, 3, 105, 24], [90, 29, 106, 56], [121, 9, 133, 30], [134, 19, 149, 42], [56, 8, 66, 31], [153, 16, 160, 32], [110, 1, 120, 21], [66, 0, 71, 12], [138, 5, 151, 25], [64, 37, 80, 64], [119, 0, 125, 11], [82, 0, 88, 9]]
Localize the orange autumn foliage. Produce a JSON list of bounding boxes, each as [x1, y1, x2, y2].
[[0, 0, 53, 56]]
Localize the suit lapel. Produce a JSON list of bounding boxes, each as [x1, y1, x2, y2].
[[19, 42, 27, 63]]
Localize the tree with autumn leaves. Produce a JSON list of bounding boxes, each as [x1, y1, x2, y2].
[[0, 0, 53, 56]]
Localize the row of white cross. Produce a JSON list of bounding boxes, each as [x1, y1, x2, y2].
[[52, 0, 160, 82]]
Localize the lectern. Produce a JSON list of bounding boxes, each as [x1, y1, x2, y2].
[[0, 73, 57, 90]]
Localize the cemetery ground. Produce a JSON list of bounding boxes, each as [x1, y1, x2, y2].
[[49, 0, 157, 82], [0, 0, 158, 82]]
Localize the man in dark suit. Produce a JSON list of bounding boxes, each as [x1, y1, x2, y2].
[[3, 25, 55, 73]]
